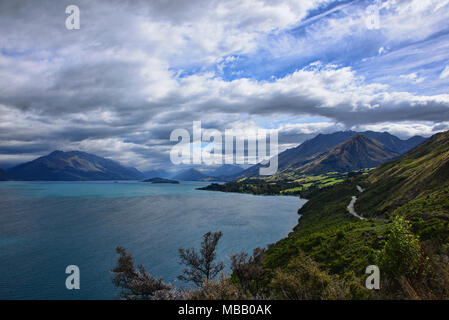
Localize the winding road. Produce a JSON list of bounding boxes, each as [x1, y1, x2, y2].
[[347, 185, 365, 220]]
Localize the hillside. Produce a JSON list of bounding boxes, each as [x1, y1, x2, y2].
[[258, 130, 449, 299], [296, 134, 399, 175], [356, 130, 449, 218], [274, 131, 449, 243], [6, 150, 144, 181]]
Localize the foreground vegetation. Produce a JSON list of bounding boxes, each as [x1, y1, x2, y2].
[[112, 215, 448, 299]]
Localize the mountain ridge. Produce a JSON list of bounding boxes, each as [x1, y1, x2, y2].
[[294, 134, 400, 175], [6, 150, 145, 181], [233, 131, 426, 179]]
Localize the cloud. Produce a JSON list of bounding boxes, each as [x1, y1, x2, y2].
[[440, 66, 449, 79], [176, 63, 449, 125], [0, 0, 449, 170], [354, 121, 449, 140], [400, 73, 425, 84]]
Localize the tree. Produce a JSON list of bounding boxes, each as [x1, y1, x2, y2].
[[378, 216, 421, 278], [178, 231, 225, 286], [111, 246, 173, 300]]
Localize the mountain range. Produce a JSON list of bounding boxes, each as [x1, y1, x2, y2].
[[5, 150, 145, 181], [233, 130, 426, 178], [0, 131, 427, 181], [293, 134, 400, 175]]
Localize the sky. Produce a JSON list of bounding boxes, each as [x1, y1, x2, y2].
[[1, 0, 449, 170]]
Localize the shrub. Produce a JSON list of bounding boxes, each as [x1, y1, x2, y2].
[[270, 251, 350, 300], [378, 216, 421, 278], [230, 248, 267, 297], [186, 274, 241, 300]]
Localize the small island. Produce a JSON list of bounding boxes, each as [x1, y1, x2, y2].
[[142, 177, 180, 184]]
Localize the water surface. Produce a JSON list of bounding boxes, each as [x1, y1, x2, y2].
[[0, 181, 305, 299]]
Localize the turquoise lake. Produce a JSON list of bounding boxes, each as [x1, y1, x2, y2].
[[0, 181, 305, 299]]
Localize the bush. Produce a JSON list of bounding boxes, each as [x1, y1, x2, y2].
[[269, 251, 351, 300], [378, 216, 421, 278], [185, 274, 241, 300], [230, 248, 267, 298]]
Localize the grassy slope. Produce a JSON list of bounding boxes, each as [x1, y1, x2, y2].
[[357, 131, 449, 218], [264, 131, 449, 280], [265, 178, 389, 276]]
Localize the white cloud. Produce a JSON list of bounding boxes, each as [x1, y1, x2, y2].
[[400, 72, 425, 83], [440, 66, 449, 79], [354, 121, 449, 139]]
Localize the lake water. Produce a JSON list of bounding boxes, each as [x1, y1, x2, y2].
[[0, 181, 305, 299]]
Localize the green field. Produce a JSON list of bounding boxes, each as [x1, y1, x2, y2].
[[200, 169, 372, 196]]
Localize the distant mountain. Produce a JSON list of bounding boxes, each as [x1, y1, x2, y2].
[[296, 134, 399, 174], [173, 168, 209, 181], [7, 150, 145, 181], [207, 164, 244, 177], [234, 131, 426, 178], [145, 165, 243, 182], [362, 131, 427, 154], [143, 169, 171, 179], [0, 168, 11, 181]]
